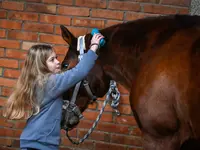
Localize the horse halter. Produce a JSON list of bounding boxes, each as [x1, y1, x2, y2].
[[62, 34, 122, 144], [74, 35, 97, 103], [61, 35, 97, 131]]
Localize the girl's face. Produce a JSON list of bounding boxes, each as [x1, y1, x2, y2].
[[46, 51, 61, 73]]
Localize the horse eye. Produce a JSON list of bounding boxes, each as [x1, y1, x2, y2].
[[62, 63, 69, 69]]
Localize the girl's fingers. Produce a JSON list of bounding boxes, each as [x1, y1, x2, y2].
[[91, 33, 104, 44]]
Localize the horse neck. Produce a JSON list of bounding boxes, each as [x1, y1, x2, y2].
[[97, 15, 200, 91], [99, 25, 141, 91]]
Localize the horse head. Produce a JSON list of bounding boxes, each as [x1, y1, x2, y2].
[[60, 25, 110, 130]]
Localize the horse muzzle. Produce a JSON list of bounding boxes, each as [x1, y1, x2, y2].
[[61, 100, 83, 131]]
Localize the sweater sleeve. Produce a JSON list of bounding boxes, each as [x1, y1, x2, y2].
[[47, 50, 98, 99]]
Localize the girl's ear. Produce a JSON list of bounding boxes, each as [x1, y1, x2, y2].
[[60, 25, 76, 46]]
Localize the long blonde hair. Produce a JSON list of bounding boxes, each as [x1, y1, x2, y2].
[[3, 44, 53, 120]]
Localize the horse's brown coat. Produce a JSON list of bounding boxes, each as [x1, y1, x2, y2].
[[61, 15, 200, 150]]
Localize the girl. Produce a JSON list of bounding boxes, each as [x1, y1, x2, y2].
[[3, 33, 104, 150]]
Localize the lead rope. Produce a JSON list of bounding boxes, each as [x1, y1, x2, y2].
[[66, 80, 121, 145]]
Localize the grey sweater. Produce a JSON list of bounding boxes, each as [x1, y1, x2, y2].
[[20, 50, 98, 150]]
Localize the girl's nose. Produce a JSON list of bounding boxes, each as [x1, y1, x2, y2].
[[55, 59, 60, 64]]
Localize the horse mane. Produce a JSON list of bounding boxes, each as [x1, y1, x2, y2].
[[101, 14, 200, 51]]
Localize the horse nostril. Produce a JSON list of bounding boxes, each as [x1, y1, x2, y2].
[[69, 116, 79, 125]]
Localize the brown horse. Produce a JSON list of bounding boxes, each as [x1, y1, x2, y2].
[[60, 14, 200, 150]]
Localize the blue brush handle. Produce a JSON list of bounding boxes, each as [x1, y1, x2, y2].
[[91, 28, 105, 47]]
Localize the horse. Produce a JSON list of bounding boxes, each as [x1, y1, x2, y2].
[[60, 14, 200, 150]]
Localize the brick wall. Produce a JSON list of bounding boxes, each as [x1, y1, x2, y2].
[[0, 0, 191, 150]]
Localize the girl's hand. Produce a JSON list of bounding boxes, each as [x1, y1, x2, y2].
[[90, 33, 104, 52]]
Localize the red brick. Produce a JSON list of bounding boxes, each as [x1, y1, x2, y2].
[[129, 127, 142, 136], [79, 129, 110, 142], [0, 20, 22, 30], [137, 0, 160, 2], [55, 26, 89, 36], [143, 4, 177, 14], [75, 0, 106, 8], [96, 122, 129, 134], [14, 129, 22, 137], [0, 118, 14, 128], [98, 95, 107, 101], [92, 9, 124, 20], [0, 138, 12, 147], [178, 8, 189, 14], [19, 61, 25, 69], [109, 1, 141, 11], [22, 41, 39, 50], [111, 134, 142, 146], [161, 0, 191, 6], [39, 34, 66, 44], [117, 84, 130, 94], [0, 97, 6, 106], [58, 6, 89, 16], [88, 102, 97, 110], [24, 22, 53, 33], [26, 3, 56, 14], [72, 18, 105, 29], [0, 58, 18, 68], [73, 140, 95, 149], [4, 69, 21, 78], [119, 95, 130, 104], [95, 142, 126, 150], [106, 20, 123, 28], [57, 55, 65, 62], [118, 105, 132, 115], [61, 136, 94, 148], [2, 1, 24, 11], [0, 10, 7, 18], [97, 100, 113, 112], [6, 49, 27, 59], [43, 0, 73, 5], [0, 128, 15, 137], [126, 12, 159, 21], [0, 39, 20, 49], [11, 139, 20, 147], [40, 14, 71, 25], [0, 77, 16, 87], [15, 121, 26, 129], [0, 48, 4, 57], [76, 120, 94, 129], [0, 29, 6, 37], [8, 30, 38, 41], [82, 111, 113, 122], [1, 86, 13, 96], [53, 45, 69, 55], [115, 115, 137, 126], [61, 128, 77, 137], [0, 147, 18, 150], [8, 11, 38, 21]]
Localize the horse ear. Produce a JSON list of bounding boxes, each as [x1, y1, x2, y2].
[[60, 25, 76, 46]]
